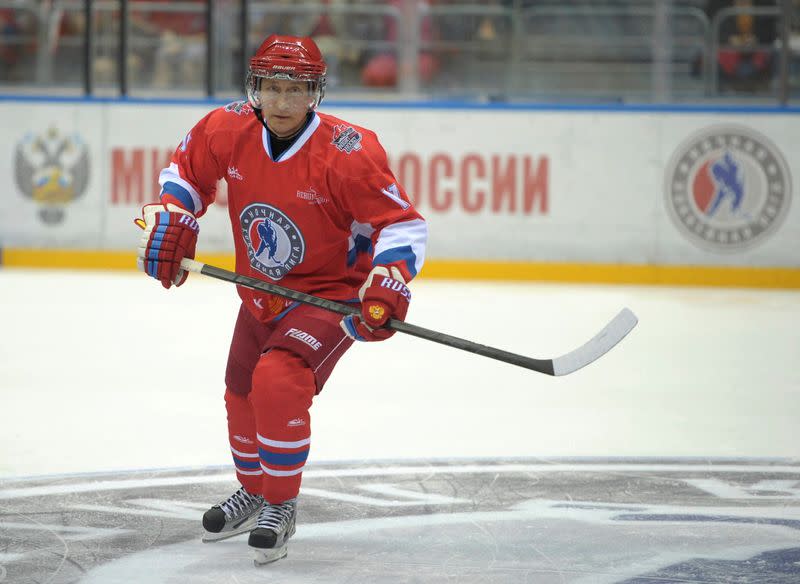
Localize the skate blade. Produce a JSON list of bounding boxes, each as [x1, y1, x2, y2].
[[201, 526, 253, 543], [253, 545, 288, 566]]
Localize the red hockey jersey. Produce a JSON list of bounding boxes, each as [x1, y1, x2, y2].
[[158, 101, 427, 323]]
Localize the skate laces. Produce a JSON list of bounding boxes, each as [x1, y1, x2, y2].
[[219, 487, 263, 520], [256, 499, 296, 532]]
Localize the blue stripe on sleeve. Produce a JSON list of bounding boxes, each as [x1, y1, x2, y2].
[[258, 448, 310, 467], [346, 234, 374, 267], [160, 181, 195, 211], [373, 246, 418, 278]]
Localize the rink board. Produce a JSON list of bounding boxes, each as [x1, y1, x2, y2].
[[0, 98, 798, 286]]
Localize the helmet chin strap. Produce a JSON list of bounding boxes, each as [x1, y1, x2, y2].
[[253, 107, 270, 133]]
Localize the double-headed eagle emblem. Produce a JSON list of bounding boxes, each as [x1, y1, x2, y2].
[[14, 127, 90, 224]]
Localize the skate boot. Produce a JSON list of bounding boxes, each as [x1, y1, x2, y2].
[[248, 498, 297, 566], [201, 486, 264, 542]]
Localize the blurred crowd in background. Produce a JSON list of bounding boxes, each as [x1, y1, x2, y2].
[[1, 0, 799, 102]]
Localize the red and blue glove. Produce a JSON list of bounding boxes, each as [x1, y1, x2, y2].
[[135, 203, 199, 289], [341, 266, 411, 342]]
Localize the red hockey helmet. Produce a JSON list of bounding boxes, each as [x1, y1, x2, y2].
[[246, 35, 327, 110]]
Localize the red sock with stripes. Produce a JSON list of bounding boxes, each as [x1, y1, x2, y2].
[[224, 388, 262, 495], [249, 349, 316, 503]]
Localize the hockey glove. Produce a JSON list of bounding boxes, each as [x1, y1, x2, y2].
[[340, 265, 411, 342], [135, 203, 199, 289]]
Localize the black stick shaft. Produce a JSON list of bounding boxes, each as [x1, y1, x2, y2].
[[186, 260, 555, 375]]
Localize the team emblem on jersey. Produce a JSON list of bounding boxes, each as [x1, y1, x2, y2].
[[332, 124, 362, 154], [240, 203, 305, 280], [224, 100, 254, 116], [14, 127, 90, 225], [664, 126, 791, 252]]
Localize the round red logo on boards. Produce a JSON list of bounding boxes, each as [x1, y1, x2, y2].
[[664, 126, 791, 252]]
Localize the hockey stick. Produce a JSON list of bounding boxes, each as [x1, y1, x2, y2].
[[180, 258, 637, 376]]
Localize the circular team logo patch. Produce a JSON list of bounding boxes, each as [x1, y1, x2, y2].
[[240, 203, 305, 280], [664, 125, 791, 252]]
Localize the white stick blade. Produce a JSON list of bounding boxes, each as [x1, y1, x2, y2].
[[551, 308, 638, 376]]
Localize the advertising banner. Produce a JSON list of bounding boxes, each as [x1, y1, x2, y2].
[[1, 100, 797, 268]]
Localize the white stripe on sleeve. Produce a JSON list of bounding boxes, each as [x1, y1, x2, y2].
[[374, 219, 428, 277], [158, 162, 203, 214]]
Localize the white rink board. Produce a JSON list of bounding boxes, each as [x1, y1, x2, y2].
[[0, 100, 797, 267]]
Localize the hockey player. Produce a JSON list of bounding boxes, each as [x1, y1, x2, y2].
[[135, 35, 426, 565]]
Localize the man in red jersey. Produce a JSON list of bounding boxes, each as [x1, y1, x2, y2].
[[135, 35, 426, 566]]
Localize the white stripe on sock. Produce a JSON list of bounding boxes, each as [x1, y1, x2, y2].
[[257, 433, 310, 449]]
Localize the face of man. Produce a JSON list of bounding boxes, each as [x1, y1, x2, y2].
[[258, 78, 314, 138]]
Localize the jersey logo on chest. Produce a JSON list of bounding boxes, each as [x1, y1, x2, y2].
[[240, 203, 305, 281]]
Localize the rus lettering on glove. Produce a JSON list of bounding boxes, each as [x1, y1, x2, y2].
[[340, 265, 411, 342]]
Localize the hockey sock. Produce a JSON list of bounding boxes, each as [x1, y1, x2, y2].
[[249, 349, 315, 503], [225, 388, 262, 494]]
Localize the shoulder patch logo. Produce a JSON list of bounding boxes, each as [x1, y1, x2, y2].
[[332, 124, 363, 154], [224, 100, 254, 116]]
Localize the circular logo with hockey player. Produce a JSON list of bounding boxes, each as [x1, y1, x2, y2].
[[240, 203, 305, 280], [664, 126, 791, 252]]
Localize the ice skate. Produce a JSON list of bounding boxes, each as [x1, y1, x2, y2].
[[201, 486, 264, 542], [249, 498, 297, 566]]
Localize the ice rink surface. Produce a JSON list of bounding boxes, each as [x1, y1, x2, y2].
[[1, 268, 799, 583]]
